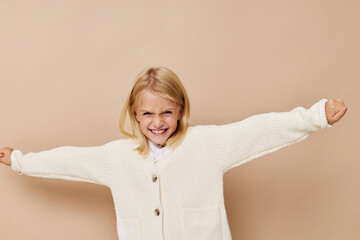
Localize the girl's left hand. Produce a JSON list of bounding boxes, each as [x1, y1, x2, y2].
[[325, 98, 348, 125]]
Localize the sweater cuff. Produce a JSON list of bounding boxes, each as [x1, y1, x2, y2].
[[11, 150, 24, 175], [319, 98, 332, 129]]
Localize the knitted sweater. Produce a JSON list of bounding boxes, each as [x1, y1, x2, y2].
[[11, 99, 331, 240]]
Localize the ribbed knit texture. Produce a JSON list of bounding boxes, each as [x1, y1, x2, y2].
[[11, 99, 331, 240]]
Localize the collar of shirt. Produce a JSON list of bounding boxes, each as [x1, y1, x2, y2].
[[148, 140, 166, 163]]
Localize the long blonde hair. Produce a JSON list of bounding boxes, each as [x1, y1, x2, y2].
[[119, 66, 190, 156]]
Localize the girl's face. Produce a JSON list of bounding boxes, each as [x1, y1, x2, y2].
[[135, 90, 182, 147]]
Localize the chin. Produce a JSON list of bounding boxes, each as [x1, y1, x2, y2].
[[147, 136, 168, 145], [152, 139, 166, 145]]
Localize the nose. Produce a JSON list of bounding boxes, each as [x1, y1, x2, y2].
[[153, 115, 164, 128]]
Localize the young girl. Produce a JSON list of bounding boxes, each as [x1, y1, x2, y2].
[[0, 66, 347, 240]]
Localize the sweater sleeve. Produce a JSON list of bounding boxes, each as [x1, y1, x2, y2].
[[10, 141, 112, 186], [210, 99, 332, 173]]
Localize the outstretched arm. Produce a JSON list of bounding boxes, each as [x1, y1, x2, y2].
[[0, 141, 114, 186], [209, 98, 347, 173]]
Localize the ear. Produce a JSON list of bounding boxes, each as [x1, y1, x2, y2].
[[177, 107, 183, 120], [134, 111, 140, 122]]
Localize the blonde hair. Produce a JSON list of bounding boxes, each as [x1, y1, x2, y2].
[[119, 66, 190, 156]]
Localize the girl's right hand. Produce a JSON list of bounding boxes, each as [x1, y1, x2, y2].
[[0, 147, 14, 166]]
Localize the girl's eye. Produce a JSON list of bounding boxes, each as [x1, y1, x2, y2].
[[143, 112, 151, 115], [164, 111, 172, 114]]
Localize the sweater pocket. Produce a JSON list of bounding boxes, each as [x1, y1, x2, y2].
[[116, 217, 142, 240], [181, 205, 222, 240]]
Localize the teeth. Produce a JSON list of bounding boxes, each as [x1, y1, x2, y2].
[[151, 129, 166, 134]]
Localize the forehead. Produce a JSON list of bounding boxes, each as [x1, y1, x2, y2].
[[136, 90, 179, 111]]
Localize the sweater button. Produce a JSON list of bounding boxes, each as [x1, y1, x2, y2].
[[154, 209, 160, 216], [152, 175, 158, 182]]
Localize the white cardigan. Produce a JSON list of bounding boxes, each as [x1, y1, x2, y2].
[[11, 99, 331, 240]]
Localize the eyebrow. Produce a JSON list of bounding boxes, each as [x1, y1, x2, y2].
[[139, 107, 176, 113]]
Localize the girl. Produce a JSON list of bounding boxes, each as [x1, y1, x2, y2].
[[0, 66, 347, 240]]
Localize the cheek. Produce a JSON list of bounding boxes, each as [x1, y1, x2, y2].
[[169, 118, 179, 129], [138, 119, 150, 129]]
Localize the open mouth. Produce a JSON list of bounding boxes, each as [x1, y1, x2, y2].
[[149, 129, 168, 135]]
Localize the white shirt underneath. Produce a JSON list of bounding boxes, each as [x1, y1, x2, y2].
[[148, 141, 166, 163]]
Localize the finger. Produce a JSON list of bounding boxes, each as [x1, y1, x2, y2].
[[332, 107, 347, 123], [0, 148, 8, 154], [335, 98, 344, 103], [329, 101, 345, 115]]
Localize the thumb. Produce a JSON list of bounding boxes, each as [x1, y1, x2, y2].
[[332, 107, 348, 124], [0, 152, 4, 163]]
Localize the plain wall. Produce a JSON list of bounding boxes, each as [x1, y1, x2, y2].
[[0, 0, 359, 239]]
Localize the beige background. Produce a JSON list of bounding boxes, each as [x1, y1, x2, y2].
[[0, 0, 358, 239]]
